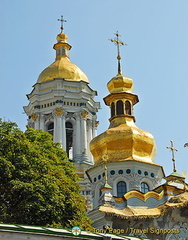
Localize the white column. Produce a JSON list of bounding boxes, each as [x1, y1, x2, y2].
[[92, 120, 99, 138], [53, 107, 64, 147], [81, 117, 87, 153], [75, 113, 81, 155], [32, 113, 39, 130], [39, 114, 45, 130], [62, 114, 66, 151], [53, 115, 58, 142], [56, 116, 63, 144], [87, 119, 93, 164], [87, 120, 92, 149]]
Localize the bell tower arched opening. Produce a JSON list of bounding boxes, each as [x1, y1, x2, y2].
[[47, 122, 54, 136], [116, 100, 124, 115], [111, 102, 115, 117], [125, 100, 131, 115], [66, 121, 73, 160]]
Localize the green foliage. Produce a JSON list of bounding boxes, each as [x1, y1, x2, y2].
[[0, 119, 92, 229]]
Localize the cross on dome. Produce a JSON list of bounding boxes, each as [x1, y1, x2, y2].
[[166, 140, 178, 172], [57, 15, 67, 32], [109, 31, 127, 75]]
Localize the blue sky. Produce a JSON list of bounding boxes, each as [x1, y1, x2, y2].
[[1, 0, 188, 178]]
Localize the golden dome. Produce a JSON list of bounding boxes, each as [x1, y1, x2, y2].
[[90, 68, 156, 166], [37, 32, 89, 83], [37, 57, 89, 83], [56, 32, 68, 43], [107, 74, 134, 93], [90, 117, 157, 166]]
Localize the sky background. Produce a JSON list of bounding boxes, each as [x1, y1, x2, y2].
[[1, 0, 188, 179]]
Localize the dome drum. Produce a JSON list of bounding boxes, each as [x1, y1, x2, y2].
[[104, 92, 139, 106]]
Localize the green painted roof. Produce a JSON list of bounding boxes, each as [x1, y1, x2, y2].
[[0, 223, 151, 240]]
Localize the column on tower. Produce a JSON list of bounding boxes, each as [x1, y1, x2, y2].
[[80, 110, 89, 162], [74, 113, 81, 161], [92, 119, 99, 139], [39, 114, 45, 130], [87, 119, 93, 164], [31, 113, 40, 130], [62, 113, 66, 151], [53, 107, 64, 147]]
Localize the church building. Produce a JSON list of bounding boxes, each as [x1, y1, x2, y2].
[[24, 19, 188, 239], [86, 33, 188, 240]]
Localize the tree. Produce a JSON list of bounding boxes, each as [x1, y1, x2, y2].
[[0, 119, 92, 229]]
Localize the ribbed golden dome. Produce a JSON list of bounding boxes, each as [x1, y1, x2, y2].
[[37, 32, 89, 83], [90, 117, 157, 166], [107, 74, 134, 93], [37, 57, 89, 83]]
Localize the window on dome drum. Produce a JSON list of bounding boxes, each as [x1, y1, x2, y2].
[[141, 182, 149, 193], [47, 122, 54, 136], [116, 100, 124, 115], [117, 181, 127, 197], [125, 101, 131, 115], [111, 102, 115, 117], [66, 122, 73, 160]]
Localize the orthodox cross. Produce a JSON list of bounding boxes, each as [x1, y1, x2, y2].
[[109, 31, 127, 75], [58, 15, 67, 32], [166, 140, 178, 172]]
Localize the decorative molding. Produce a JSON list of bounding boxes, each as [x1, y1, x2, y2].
[[81, 110, 89, 119], [123, 189, 165, 202], [95, 120, 99, 127], [31, 113, 38, 122], [54, 107, 64, 116]]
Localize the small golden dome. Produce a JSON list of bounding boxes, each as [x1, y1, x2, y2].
[[107, 74, 134, 93], [90, 118, 157, 166], [56, 32, 68, 43], [37, 57, 89, 83], [37, 32, 89, 83]]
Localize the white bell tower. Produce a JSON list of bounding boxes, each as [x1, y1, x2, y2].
[[24, 19, 100, 169]]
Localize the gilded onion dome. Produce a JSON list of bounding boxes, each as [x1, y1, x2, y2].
[[107, 74, 134, 93], [90, 33, 156, 165], [37, 31, 89, 83], [90, 72, 157, 166], [90, 32, 157, 166]]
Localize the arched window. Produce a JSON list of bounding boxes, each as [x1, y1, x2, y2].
[[111, 102, 115, 117], [125, 101, 131, 115], [117, 181, 127, 197], [141, 182, 149, 193], [47, 122, 54, 136], [116, 100, 124, 115], [66, 122, 73, 159]]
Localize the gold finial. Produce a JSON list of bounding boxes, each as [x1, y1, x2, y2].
[[109, 31, 127, 75], [57, 15, 67, 32], [166, 140, 178, 172]]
